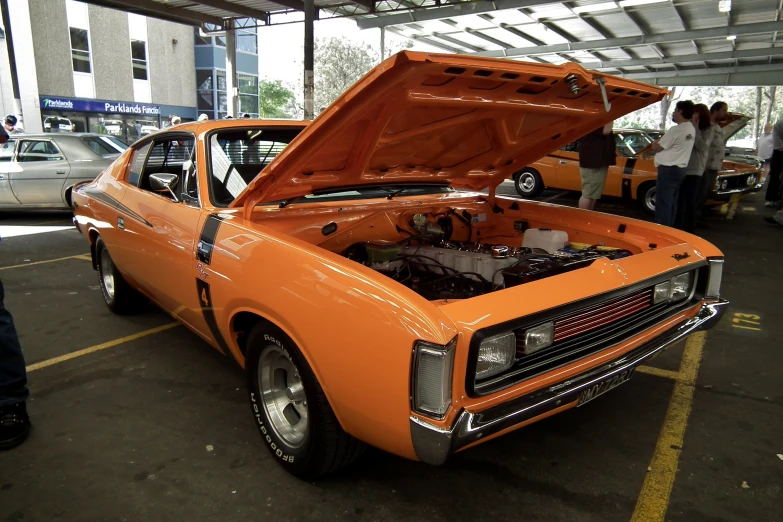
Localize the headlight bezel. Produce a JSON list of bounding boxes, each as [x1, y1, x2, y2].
[[475, 332, 517, 380]]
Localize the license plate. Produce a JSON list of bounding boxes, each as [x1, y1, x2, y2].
[[577, 367, 635, 407]]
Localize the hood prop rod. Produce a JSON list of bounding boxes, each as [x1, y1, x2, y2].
[[594, 76, 612, 113]]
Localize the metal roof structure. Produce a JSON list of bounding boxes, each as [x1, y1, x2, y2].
[[347, 0, 783, 86], [81, 0, 783, 86]]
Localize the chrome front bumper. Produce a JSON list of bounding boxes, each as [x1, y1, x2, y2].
[[410, 299, 729, 465]]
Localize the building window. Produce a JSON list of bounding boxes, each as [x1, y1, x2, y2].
[[238, 73, 259, 116], [197, 69, 214, 114], [194, 27, 212, 45], [69, 27, 91, 73], [131, 40, 148, 80], [236, 30, 257, 54]]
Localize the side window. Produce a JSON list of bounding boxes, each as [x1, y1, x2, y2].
[[139, 136, 196, 200], [0, 139, 16, 162], [127, 141, 152, 186], [561, 141, 579, 153], [18, 140, 64, 162]]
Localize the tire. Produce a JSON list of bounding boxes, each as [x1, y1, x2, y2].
[[95, 237, 148, 314], [513, 168, 544, 198], [638, 182, 656, 215], [246, 323, 365, 479]]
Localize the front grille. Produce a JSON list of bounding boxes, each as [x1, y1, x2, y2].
[[470, 267, 705, 396], [723, 174, 753, 191]]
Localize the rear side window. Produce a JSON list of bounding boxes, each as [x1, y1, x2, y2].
[[18, 140, 64, 162], [82, 136, 124, 157], [127, 142, 152, 186], [0, 139, 16, 161]]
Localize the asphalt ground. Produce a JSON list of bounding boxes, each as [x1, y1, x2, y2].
[[0, 186, 780, 522]]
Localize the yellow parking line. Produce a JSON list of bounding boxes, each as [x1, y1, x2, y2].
[[26, 322, 180, 372], [0, 253, 91, 271], [636, 365, 683, 382], [631, 332, 706, 522]]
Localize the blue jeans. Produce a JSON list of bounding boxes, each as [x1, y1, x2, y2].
[[0, 278, 28, 407], [656, 165, 686, 227]]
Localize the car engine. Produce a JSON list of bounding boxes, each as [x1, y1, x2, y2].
[[342, 213, 633, 300]]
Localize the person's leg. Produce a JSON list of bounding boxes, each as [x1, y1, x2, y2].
[[697, 169, 717, 218], [656, 166, 677, 226], [680, 175, 701, 233], [765, 150, 783, 205], [0, 278, 31, 450], [579, 167, 607, 211]]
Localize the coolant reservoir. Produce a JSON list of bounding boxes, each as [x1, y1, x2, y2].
[[522, 228, 569, 254]]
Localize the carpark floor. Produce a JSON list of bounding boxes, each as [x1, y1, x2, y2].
[[1, 185, 781, 522]]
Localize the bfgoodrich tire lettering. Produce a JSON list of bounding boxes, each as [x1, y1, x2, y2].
[[95, 237, 148, 314], [246, 324, 365, 479]]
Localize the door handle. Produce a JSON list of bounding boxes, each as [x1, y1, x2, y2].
[[559, 160, 567, 165], [56, 170, 67, 175]]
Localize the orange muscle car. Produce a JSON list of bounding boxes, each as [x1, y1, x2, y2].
[[72, 52, 728, 479], [512, 120, 761, 214]]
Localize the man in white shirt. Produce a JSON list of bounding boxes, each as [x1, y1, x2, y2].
[[650, 100, 696, 227]]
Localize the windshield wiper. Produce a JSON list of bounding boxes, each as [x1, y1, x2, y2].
[[279, 196, 304, 208], [386, 188, 407, 199]]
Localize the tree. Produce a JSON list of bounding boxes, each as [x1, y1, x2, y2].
[[258, 79, 295, 118], [659, 86, 679, 130], [313, 37, 379, 113]]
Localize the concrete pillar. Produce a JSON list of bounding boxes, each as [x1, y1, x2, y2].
[[380, 26, 385, 61], [303, 0, 314, 120], [1, 0, 22, 123], [225, 19, 237, 118]]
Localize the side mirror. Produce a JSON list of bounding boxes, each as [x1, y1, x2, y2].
[[149, 173, 179, 202]]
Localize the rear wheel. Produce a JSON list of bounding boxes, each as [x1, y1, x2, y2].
[[638, 182, 656, 215], [513, 168, 544, 198], [95, 237, 148, 314], [246, 323, 365, 479]]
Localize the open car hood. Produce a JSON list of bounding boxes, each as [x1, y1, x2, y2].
[[231, 51, 667, 211], [721, 113, 751, 143]]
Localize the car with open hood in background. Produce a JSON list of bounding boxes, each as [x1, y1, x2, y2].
[[513, 115, 762, 213], [71, 52, 727, 479]]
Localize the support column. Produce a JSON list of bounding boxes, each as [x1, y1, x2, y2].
[[225, 19, 237, 118], [303, 0, 314, 120], [754, 86, 762, 141], [380, 26, 385, 61], [1, 0, 22, 123]]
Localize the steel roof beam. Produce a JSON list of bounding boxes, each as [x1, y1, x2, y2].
[[579, 47, 783, 70], [355, 0, 568, 29], [387, 27, 463, 53], [187, 0, 268, 20], [471, 21, 783, 58], [83, 0, 223, 25], [618, 62, 783, 81]]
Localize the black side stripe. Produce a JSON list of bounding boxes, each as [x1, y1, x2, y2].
[[196, 279, 230, 353], [82, 187, 152, 227], [623, 158, 637, 175], [197, 215, 225, 264]]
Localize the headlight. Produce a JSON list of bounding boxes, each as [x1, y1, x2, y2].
[[653, 272, 694, 304], [523, 322, 554, 355], [746, 174, 756, 186], [476, 332, 516, 379], [412, 339, 455, 418], [706, 259, 723, 298], [714, 178, 721, 190], [721, 179, 728, 190]]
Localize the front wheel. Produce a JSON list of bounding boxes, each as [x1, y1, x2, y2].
[[95, 237, 148, 314], [513, 168, 544, 198], [246, 324, 365, 479], [638, 182, 656, 215]]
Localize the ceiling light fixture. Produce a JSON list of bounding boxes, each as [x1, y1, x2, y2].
[[618, 0, 668, 7], [719, 0, 732, 13], [573, 2, 619, 14]]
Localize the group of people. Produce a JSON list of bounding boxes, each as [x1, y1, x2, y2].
[[578, 101, 731, 233], [757, 121, 783, 226]]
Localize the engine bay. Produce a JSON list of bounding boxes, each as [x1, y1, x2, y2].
[[343, 210, 634, 300]]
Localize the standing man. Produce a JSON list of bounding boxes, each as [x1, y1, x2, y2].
[[700, 101, 728, 217], [765, 119, 783, 208], [577, 121, 615, 210], [0, 124, 31, 450], [757, 123, 774, 185], [650, 100, 696, 227], [3, 115, 23, 134]]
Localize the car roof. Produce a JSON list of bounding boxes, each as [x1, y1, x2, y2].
[[8, 133, 113, 139], [166, 119, 308, 136]]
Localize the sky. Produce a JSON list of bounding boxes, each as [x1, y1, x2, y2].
[[257, 16, 441, 87]]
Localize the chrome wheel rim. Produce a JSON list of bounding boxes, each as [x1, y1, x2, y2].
[[645, 186, 656, 212], [100, 248, 115, 298], [258, 345, 308, 448], [517, 172, 536, 193]]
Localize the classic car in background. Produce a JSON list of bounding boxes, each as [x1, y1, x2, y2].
[[43, 116, 74, 133], [513, 122, 762, 214], [0, 133, 127, 210], [72, 52, 727, 479]]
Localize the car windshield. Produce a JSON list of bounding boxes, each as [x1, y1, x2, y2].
[[208, 126, 304, 207], [614, 132, 653, 157], [0, 139, 16, 161]]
